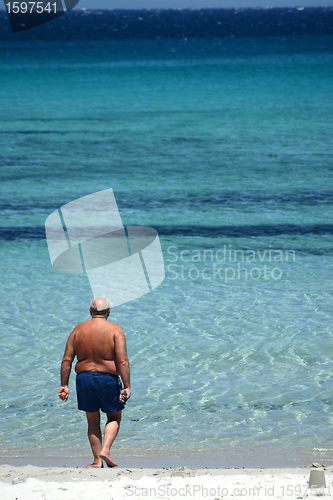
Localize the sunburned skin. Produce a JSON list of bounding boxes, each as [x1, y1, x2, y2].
[[73, 317, 120, 374], [61, 315, 129, 379]]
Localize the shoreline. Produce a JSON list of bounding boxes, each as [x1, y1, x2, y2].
[[1, 447, 333, 470]]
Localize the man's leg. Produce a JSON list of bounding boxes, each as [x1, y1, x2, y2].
[[99, 410, 122, 467], [85, 411, 103, 468]]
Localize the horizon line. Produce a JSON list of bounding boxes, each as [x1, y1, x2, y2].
[[1, 5, 333, 11]]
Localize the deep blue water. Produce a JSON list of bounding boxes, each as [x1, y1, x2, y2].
[[1, 7, 333, 39]]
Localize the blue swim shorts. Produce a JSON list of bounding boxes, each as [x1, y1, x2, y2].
[[76, 371, 125, 413]]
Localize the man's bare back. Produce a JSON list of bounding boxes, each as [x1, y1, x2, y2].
[[72, 318, 122, 375], [61, 315, 130, 390]]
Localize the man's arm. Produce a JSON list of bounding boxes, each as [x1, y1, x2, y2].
[[114, 326, 131, 401], [58, 330, 76, 401]]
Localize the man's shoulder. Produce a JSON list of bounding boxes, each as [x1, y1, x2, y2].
[[72, 320, 124, 335], [107, 321, 123, 329], [107, 321, 124, 334], [74, 320, 90, 329], [71, 320, 90, 333]]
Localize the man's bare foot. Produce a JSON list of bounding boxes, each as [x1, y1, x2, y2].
[[86, 462, 103, 468], [100, 452, 118, 468]]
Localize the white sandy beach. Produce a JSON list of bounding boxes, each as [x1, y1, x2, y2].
[[0, 464, 332, 500]]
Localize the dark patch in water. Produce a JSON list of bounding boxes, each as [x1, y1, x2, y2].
[[1, 223, 333, 240]]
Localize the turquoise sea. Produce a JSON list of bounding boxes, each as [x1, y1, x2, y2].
[[0, 20, 333, 464]]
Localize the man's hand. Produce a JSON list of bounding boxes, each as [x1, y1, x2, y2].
[[58, 386, 69, 401], [119, 388, 130, 404]]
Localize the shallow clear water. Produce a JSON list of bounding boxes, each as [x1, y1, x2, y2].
[[0, 35, 333, 459]]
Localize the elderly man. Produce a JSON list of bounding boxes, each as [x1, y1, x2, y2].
[[58, 296, 130, 468]]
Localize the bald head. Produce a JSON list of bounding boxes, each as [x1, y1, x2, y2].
[[90, 296, 111, 317]]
